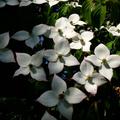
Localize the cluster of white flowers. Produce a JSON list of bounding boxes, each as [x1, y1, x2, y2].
[[0, 0, 120, 120]]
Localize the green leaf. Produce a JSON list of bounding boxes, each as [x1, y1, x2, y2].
[[82, 0, 95, 24], [91, 4, 106, 28], [106, 40, 114, 50]]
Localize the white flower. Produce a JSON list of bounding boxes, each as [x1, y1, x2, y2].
[[37, 75, 86, 120], [72, 60, 106, 95], [14, 50, 46, 81], [33, 0, 68, 7], [0, 32, 15, 63], [70, 31, 94, 52], [107, 23, 120, 36], [0, 0, 19, 8], [85, 44, 120, 80], [67, 2, 82, 8], [12, 24, 49, 49], [44, 38, 79, 74], [49, 17, 77, 39], [68, 14, 86, 26], [41, 111, 57, 120]]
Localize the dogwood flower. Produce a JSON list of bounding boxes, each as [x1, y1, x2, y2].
[[41, 111, 57, 120], [85, 44, 120, 80], [70, 31, 94, 52], [49, 17, 77, 40], [0, 32, 15, 63], [33, 0, 68, 7], [106, 23, 120, 36], [44, 38, 79, 74], [72, 60, 106, 95], [37, 75, 86, 120], [0, 0, 19, 8], [68, 14, 86, 26], [12, 24, 49, 49], [14, 50, 46, 81]]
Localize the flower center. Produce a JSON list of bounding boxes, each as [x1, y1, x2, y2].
[[58, 55, 65, 63], [58, 29, 63, 36], [117, 29, 120, 33], [102, 59, 110, 68], [80, 39, 85, 46], [85, 75, 92, 81], [59, 92, 64, 100], [29, 65, 36, 74]]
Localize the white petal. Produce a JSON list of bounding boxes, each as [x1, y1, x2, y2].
[[54, 39, 70, 55], [32, 24, 49, 36], [37, 90, 59, 107], [14, 67, 30, 77], [0, 1, 6, 8], [16, 53, 31, 67], [69, 14, 80, 24], [48, 60, 64, 74], [85, 55, 101, 67], [25, 36, 39, 49], [80, 60, 94, 76], [32, 0, 47, 4], [57, 100, 73, 120], [63, 54, 79, 66], [85, 82, 97, 95], [41, 111, 57, 120], [44, 50, 58, 62], [82, 41, 91, 52], [49, 1, 59, 7], [12, 31, 30, 41], [30, 67, 46, 81], [95, 44, 110, 60], [99, 64, 113, 81], [31, 51, 43, 67], [52, 75, 67, 95], [19, 0, 32, 6], [76, 21, 86, 26], [92, 73, 107, 86], [117, 23, 120, 30], [72, 72, 86, 85], [63, 28, 77, 39], [6, 0, 19, 5], [81, 31, 94, 42], [49, 27, 59, 39], [55, 17, 69, 29], [0, 49, 15, 63], [0, 32, 9, 49], [70, 41, 82, 49], [65, 87, 86, 104], [107, 55, 120, 68]]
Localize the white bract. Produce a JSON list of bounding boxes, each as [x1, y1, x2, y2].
[[41, 111, 57, 120], [107, 23, 120, 36], [0, 32, 15, 63], [68, 14, 86, 26], [44, 38, 79, 74], [12, 24, 49, 49], [70, 31, 94, 52], [0, 0, 19, 8], [85, 44, 120, 81], [19, 0, 32, 6], [14, 50, 46, 81], [37, 75, 86, 120], [49, 17, 77, 40], [72, 60, 106, 95], [33, 0, 68, 7]]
